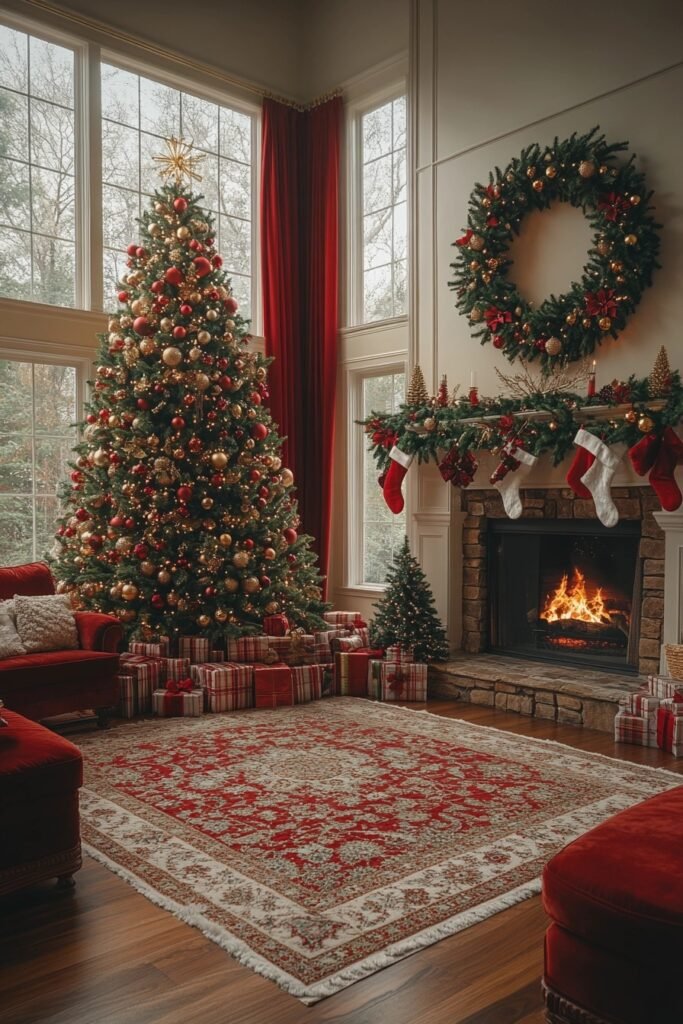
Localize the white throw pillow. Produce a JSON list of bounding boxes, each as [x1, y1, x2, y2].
[[14, 593, 79, 653], [0, 599, 25, 659]]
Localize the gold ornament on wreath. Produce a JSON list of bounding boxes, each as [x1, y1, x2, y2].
[[451, 126, 661, 367]]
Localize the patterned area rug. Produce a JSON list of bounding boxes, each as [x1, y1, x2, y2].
[[78, 699, 680, 1003]]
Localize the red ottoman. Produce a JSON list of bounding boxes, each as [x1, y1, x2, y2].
[[0, 709, 83, 896], [542, 785, 683, 1023]]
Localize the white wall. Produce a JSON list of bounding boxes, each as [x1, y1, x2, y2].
[[412, 0, 683, 647]]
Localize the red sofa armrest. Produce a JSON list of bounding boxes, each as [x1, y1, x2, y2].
[[74, 611, 123, 653]]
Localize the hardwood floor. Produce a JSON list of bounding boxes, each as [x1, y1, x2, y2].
[[2, 700, 681, 1024]]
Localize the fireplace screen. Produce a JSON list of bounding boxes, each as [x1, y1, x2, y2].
[[488, 520, 641, 671]]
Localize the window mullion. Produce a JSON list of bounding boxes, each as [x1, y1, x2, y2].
[[82, 41, 103, 311]]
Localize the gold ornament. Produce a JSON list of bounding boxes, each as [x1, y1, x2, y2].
[[481, 196, 491, 208], [219, 532, 233, 547], [423, 417, 436, 431], [93, 448, 109, 467], [214, 608, 228, 623], [578, 160, 596, 178], [624, 233, 638, 246], [281, 468, 294, 487], [230, 403, 243, 419], [232, 551, 250, 569], [565, 311, 578, 326], [188, 346, 201, 361], [526, 165, 536, 178], [139, 338, 157, 356], [638, 414, 654, 433], [545, 165, 557, 179], [159, 317, 173, 332], [115, 537, 133, 553], [197, 330, 211, 345], [242, 576, 260, 594], [152, 135, 204, 186], [176, 225, 191, 240], [598, 316, 612, 332], [470, 308, 483, 323], [264, 547, 276, 560], [595, 239, 611, 256], [140, 561, 155, 576], [201, 497, 214, 510], [624, 409, 637, 423], [532, 179, 544, 192], [211, 452, 228, 469], [157, 570, 172, 584], [468, 234, 485, 251], [197, 614, 211, 628], [121, 584, 139, 601], [582, 317, 592, 329], [224, 577, 239, 593], [162, 346, 183, 367], [545, 337, 562, 357], [265, 601, 280, 614], [195, 372, 210, 391], [207, 309, 219, 321], [630, 194, 641, 206]]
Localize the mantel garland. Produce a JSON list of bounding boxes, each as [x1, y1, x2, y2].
[[450, 127, 661, 366], [362, 371, 683, 479]]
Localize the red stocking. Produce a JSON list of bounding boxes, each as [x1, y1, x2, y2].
[[382, 446, 413, 514], [628, 431, 661, 477], [566, 429, 597, 499], [650, 428, 683, 512]]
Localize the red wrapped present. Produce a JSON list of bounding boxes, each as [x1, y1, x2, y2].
[[254, 664, 293, 708], [165, 657, 191, 683], [191, 662, 253, 713], [386, 645, 415, 665], [614, 710, 657, 747], [323, 611, 367, 628], [321, 666, 335, 698], [179, 636, 211, 664], [116, 673, 147, 719], [334, 634, 364, 653], [210, 649, 225, 662], [368, 659, 383, 700], [624, 690, 661, 718], [335, 649, 384, 697], [152, 678, 203, 717], [227, 635, 270, 663], [263, 614, 290, 637], [657, 706, 683, 756], [353, 627, 370, 647], [647, 674, 683, 700], [380, 662, 428, 702], [292, 664, 323, 703], [129, 636, 170, 657], [119, 654, 167, 695]]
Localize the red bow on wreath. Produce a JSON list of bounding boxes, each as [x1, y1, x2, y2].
[[166, 677, 194, 694], [484, 306, 513, 331], [585, 288, 617, 318], [597, 192, 630, 222], [372, 428, 398, 449], [438, 447, 478, 488], [455, 229, 474, 247]]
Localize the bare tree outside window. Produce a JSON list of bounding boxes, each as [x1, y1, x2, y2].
[[0, 359, 78, 564], [362, 371, 405, 583], [0, 24, 75, 307], [361, 96, 406, 323], [101, 63, 253, 315]]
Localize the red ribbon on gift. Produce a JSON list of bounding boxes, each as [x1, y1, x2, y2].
[[166, 677, 194, 694], [389, 669, 406, 694], [657, 707, 675, 752], [585, 288, 617, 318]]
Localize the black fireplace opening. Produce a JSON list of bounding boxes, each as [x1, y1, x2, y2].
[[487, 519, 641, 672]]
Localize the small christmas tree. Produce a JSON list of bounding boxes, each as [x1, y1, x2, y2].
[[648, 345, 671, 398], [370, 537, 449, 661], [407, 365, 429, 406], [52, 138, 327, 643]]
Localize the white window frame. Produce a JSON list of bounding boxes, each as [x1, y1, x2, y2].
[[346, 353, 407, 591], [346, 79, 408, 329]]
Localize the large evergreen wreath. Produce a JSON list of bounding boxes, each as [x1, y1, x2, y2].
[[450, 127, 661, 366]]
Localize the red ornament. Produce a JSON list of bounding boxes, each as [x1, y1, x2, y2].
[[136, 398, 150, 410], [133, 316, 153, 336], [98, 409, 110, 421], [136, 246, 147, 259], [492, 335, 504, 349], [249, 469, 261, 482], [204, 586, 216, 597], [251, 422, 268, 441], [173, 325, 187, 339], [250, 391, 262, 405], [75, 508, 89, 521], [86, 414, 97, 424], [109, 515, 123, 527], [134, 543, 149, 559], [126, 243, 137, 256], [212, 254, 223, 268], [173, 197, 189, 212], [165, 266, 184, 286], [88, 534, 102, 549], [171, 416, 186, 430], [182, 394, 195, 407], [208, 289, 219, 301], [177, 485, 193, 503], [117, 290, 129, 302], [244, 539, 255, 550], [283, 528, 298, 545], [210, 473, 224, 487], [151, 594, 165, 609], [218, 375, 232, 391], [193, 256, 212, 278], [225, 296, 238, 314], [258, 485, 270, 499], [188, 437, 202, 452], [151, 280, 164, 294], [260, 575, 271, 587], [179, 303, 193, 316], [70, 470, 82, 483], [189, 239, 203, 252], [124, 518, 135, 529], [206, 411, 217, 422]]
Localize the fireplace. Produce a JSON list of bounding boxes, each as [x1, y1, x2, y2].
[[488, 520, 641, 672]]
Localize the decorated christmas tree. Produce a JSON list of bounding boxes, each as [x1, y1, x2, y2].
[[370, 537, 449, 661], [52, 139, 327, 642]]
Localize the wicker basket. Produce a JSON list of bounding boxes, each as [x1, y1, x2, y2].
[[665, 644, 683, 681]]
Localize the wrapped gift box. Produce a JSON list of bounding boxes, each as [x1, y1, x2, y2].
[[335, 649, 384, 697], [116, 672, 151, 719], [292, 664, 323, 703], [381, 662, 428, 702], [263, 614, 290, 637], [646, 675, 683, 700], [210, 649, 225, 662], [323, 611, 366, 628], [657, 707, 683, 756], [314, 628, 349, 648], [614, 710, 658, 747], [227, 635, 270, 663], [313, 641, 334, 663], [266, 635, 314, 666], [152, 684, 203, 717], [353, 627, 370, 647], [333, 634, 364, 654], [119, 653, 167, 689], [192, 662, 254, 713], [165, 657, 192, 683], [129, 637, 170, 658], [321, 666, 335, 698], [386, 645, 416, 665], [254, 664, 293, 708], [368, 659, 383, 700], [623, 691, 661, 718], [179, 636, 211, 664]]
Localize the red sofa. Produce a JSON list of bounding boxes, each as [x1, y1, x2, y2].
[[0, 562, 121, 724], [0, 709, 83, 895], [542, 786, 683, 1023]]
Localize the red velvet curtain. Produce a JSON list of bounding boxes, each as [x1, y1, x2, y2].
[[260, 96, 341, 585]]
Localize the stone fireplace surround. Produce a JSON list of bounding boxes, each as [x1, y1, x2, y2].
[[428, 483, 683, 732]]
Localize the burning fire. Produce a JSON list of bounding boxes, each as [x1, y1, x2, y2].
[[540, 568, 611, 625]]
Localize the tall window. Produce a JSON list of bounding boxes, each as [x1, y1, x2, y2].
[[361, 370, 405, 584], [0, 24, 76, 306], [101, 62, 254, 315], [360, 95, 406, 324], [0, 359, 79, 564]]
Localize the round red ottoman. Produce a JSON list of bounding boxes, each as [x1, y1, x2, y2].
[[542, 785, 683, 1023], [0, 709, 83, 896]]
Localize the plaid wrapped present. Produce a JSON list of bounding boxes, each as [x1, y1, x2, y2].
[[119, 653, 167, 688], [657, 706, 683, 756], [227, 635, 270, 663], [333, 634, 364, 654], [323, 611, 367, 628], [368, 659, 383, 700], [254, 664, 293, 708], [380, 662, 428, 702], [353, 627, 370, 647], [335, 649, 384, 697], [210, 649, 225, 662], [314, 628, 350, 649], [263, 614, 290, 637], [624, 690, 661, 718], [321, 666, 335, 698], [165, 657, 192, 683], [646, 674, 683, 699], [191, 662, 254, 713], [292, 664, 323, 703], [614, 710, 658, 747], [116, 673, 150, 719], [313, 641, 334, 663], [152, 680, 203, 717], [179, 636, 211, 664], [385, 645, 416, 665], [129, 637, 170, 658], [660, 695, 683, 714]]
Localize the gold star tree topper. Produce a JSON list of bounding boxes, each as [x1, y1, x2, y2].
[[153, 136, 204, 186]]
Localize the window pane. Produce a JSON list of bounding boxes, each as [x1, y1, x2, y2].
[[0, 495, 33, 565], [228, 273, 251, 319], [34, 363, 76, 432], [220, 215, 251, 274], [0, 360, 33, 432], [0, 87, 28, 161], [181, 92, 218, 153], [35, 436, 73, 492], [393, 96, 406, 150], [0, 435, 33, 493], [363, 154, 392, 215], [393, 147, 406, 204], [0, 24, 27, 91], [0, 157, 30, 230], [30, 99, 74, 173], [220, 158, 250, 220], [196, 150, 219, 213], [139, 130, 165, 195], [29, 36, 73, 107], [101, 64, 139, 127], [393, 202, 407, 261], [31, 235, 75, 307], [0, 227, 31, 300], [103, 248, 127, 307], [220, 107, 251, 163], [103, 183, 139, 249], [363, 264, 393, 323], [361, 371, 405, 584], [140, 76, 179, 136], [393, 259, 407, 317], [32, 166, 75, 240], [102, 120, 140, 189], [35, 495, 59, 559], [363, 103, 392, 163], [363, 208, 392, 270]]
